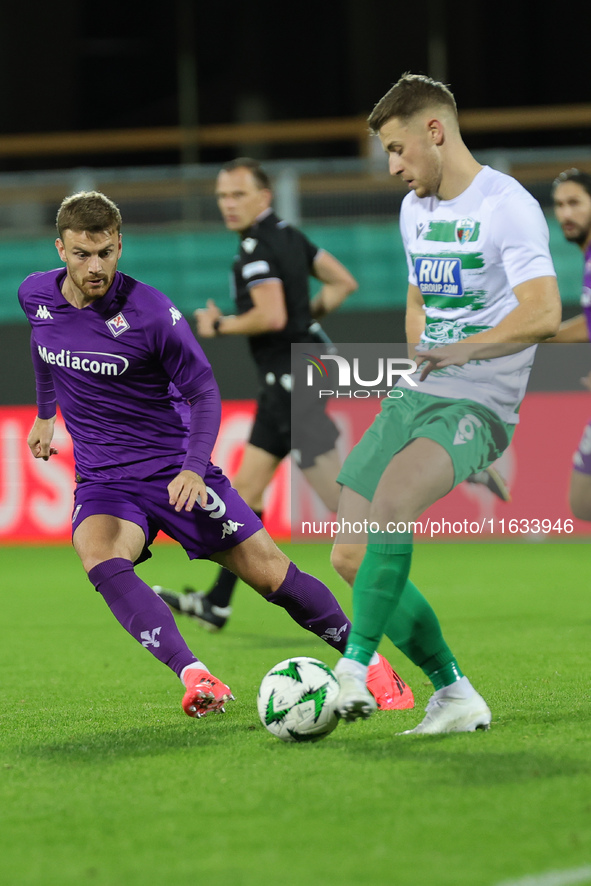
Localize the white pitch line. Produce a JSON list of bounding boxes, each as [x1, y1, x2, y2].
[[494, 866, 591, 886]]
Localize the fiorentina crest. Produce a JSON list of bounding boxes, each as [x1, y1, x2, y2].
[[106, 312, 130, 337]]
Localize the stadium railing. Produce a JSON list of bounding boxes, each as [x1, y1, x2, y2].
[[1, 103, 591, 160]]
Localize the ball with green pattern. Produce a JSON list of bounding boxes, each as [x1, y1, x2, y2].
[[257, 657, 340, 742]]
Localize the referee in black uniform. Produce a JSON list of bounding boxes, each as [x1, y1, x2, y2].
[[156, 157, 358, 630]]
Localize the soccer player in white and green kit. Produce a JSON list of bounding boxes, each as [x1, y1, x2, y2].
[[332, 73, 561, 732]]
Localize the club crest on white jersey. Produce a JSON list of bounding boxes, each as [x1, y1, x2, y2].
[[455, 217, 477, 244]]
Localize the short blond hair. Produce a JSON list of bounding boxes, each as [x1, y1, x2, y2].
[[368, 73, 458, 133], [56, 191, 122, 239]]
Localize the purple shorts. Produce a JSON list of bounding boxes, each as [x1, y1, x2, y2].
[[573, 420, 591, 476], [71, 463, 263, 563]]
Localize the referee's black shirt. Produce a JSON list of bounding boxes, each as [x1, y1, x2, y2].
[[231, 209, 321, 376]]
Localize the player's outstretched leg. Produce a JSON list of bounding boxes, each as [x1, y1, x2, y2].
[[157, 579, 414, 708], [329, 535, 414, 710], [333, 530, 414, 723], [88, 558, 233, 718]]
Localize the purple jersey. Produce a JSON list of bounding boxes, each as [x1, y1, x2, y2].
[[18, 268, 220, 481], [582, 243, 591, 339]]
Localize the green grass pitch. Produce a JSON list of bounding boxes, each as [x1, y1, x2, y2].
[[0, 541, 589, 886]]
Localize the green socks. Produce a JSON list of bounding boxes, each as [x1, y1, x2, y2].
[[382, 577, 462, 686], [344, 532, 462, 687], [344, 533, 412, 666]]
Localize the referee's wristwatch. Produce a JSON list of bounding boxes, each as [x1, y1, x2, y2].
[[212, 317, 223, 335]]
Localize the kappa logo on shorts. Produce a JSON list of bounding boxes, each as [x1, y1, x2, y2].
[[453, 414, 483, 445], [221, 520, 244, 539]]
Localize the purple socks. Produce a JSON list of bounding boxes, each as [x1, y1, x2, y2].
[[88, 558, 199, 678], [89, 558, 351, 676], [265, 562, 350, 652]]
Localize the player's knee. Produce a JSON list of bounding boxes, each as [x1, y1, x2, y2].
[[370, 490, 418, 527], [330, 544, 362, 586], [370, 501, 405, 527], [250, 557, 289, 596], [76, 548, 112, 575], [223, 531, 289, 595], [75, 541, 137, 576]]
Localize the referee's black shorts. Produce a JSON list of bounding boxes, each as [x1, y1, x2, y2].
[[249, 373, 339, 469]]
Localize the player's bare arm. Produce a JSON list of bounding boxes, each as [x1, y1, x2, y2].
[[168, 469, 208, 512], [27, 415, 58, 461], [487, 275, 562, 343], [195, 281, 287, 337], [545, 312, 589, 343], [416, 275, 561, 379], [310, 250, 358, 318]]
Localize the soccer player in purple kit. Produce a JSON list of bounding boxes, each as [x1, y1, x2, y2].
[[550, 168, 591, 520], [19, 190, 396, 719]]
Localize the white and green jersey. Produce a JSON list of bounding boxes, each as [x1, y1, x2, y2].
[[400, 165, 556, 422]]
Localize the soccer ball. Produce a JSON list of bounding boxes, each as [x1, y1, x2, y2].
[[257, 656, 340, 743]]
